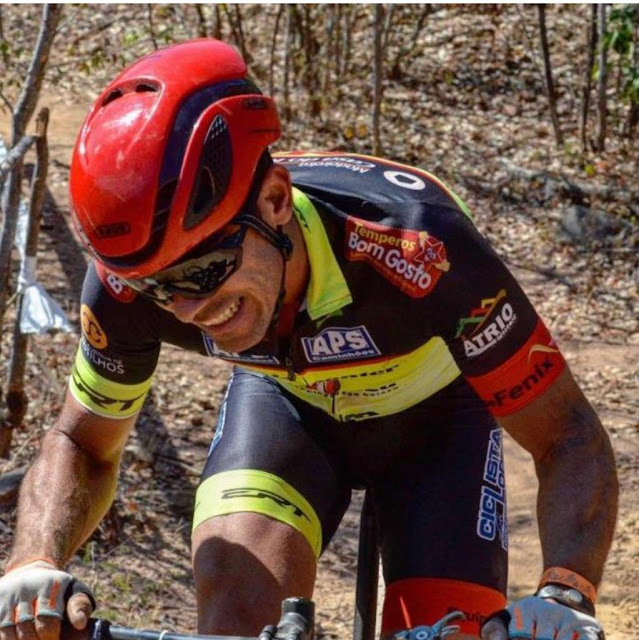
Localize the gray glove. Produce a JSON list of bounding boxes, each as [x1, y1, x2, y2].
[[0, 559, 94, 629], [481, 596, 604, 640]]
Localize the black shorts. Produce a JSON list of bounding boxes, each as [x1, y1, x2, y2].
[[194, 369, 508, 634]]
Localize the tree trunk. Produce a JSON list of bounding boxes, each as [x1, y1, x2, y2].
[[269, 5, 285, 97], [341, 5, 355, 79], [301, 5, 321, 117], [334, 5, 342, 86], [146, 4, 158, 50], [372, 5, 385, 156], [1, 109, 49, 458], [595, 3, 608, 151], [194, 4, 207, 38], [283, 5, 294, 124], [0, 7, 9, 68], [627, 17, 639, 139], [322, 4, 336, 97], [0, 4, 61, 360], [580, 4, 598, 151], [223, 5, 247, 61], [537, 4, 563, 147], [212, 4, 222, 40], [391, 6, 432, 81]]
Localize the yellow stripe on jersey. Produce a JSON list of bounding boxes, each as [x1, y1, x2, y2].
[[193, 469, 322, 559], [68, 344, 153, 419], [240, 337, 461, 422]]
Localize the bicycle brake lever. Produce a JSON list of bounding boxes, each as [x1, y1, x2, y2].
[[89, 619, 113, 640], [392, 610, 466, 640], [432, 611, 466, 638]]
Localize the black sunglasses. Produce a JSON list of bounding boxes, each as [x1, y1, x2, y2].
[[121, 224, 248, 303]]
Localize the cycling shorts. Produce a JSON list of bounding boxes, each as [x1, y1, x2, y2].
[[194, 369, 507, 634]]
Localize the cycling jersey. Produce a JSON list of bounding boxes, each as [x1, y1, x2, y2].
[[70, 151, 565, 423]]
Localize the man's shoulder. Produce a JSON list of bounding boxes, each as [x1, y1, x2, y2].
[[275, 151, 471, 226], [276, 151, 453, 198]]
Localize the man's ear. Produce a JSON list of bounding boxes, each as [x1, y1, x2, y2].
[[257, 164, 293, 226]]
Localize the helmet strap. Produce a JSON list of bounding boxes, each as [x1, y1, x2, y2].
[[234, 214, 292, 260], [233, 212, 292, 332]]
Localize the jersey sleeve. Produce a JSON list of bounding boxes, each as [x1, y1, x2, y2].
[[68, 261, 162, 419], [435, 211, 566, 417]]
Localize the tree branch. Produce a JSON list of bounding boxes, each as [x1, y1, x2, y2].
[[11, 4, 62, 143]]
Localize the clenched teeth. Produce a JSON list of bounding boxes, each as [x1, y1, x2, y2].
[[208, 299, 241, 326]]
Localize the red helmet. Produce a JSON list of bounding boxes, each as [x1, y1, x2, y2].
[[70, 39, 281, 278]]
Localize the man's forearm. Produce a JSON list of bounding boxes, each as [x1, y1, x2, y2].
[[534, 400, 618, 587], [8, 428, 120, 569]]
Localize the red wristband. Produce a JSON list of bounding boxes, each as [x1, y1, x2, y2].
[[538, 567, 597, 604]]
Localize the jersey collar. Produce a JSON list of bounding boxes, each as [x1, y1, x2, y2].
[[292, 187, 352, 320]]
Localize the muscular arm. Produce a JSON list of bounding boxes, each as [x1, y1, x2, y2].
[[7, 391, 137, 569], [499, 367, 618, 587]]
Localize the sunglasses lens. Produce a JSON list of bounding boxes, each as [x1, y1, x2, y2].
[[161, 248, 240, 296], [120, 226, 246, 301]]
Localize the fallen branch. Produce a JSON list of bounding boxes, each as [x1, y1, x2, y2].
[[505, 258, 578, 292], [498, 158, 639, 205]]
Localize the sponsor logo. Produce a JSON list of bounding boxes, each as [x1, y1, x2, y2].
[[345, 411, 379, 420], [202, 334, 280, 365], [72, 366, 145, 413], [301, 325, 381, 363], [306, 378, 341, 397], [96, 263, 136, 303], [81, 304, 108, 349], [243, 97, 269, 110], [477, 429, 508, 551], [221, 487, 310, 522], [81, 341, 125, 375], [383, 170, 426, 190], [455, 290, 518, 358], [528, 343, 560, 360], [486, 356, 556, 409], [276, 154, 376, 174], [467, 320, 566, 417], [345, 218, 449, 298], [95, 221, 131, 238]]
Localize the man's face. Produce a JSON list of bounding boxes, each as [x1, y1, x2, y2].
[[161, 226, 284, 353], [119, 164, 298, 353]]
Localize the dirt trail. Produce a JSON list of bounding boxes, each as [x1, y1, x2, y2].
[[1, 94, 637, 640]]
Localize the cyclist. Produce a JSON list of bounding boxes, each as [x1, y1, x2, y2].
[[0, 39, 616, 640]]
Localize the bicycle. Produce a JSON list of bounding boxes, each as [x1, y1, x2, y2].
[[86, 492, 466, 640]]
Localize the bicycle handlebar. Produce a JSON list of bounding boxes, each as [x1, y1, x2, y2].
[[88, 598, 315, 640], [92, 620, 254, 640], [87, 598, 465, 640]]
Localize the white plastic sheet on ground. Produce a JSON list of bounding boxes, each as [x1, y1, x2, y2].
[[1, 134, 73, 334]]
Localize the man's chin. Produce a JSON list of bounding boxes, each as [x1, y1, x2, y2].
[[202, 326, 265, 354]]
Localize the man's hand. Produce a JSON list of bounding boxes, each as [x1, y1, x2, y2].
[[0, 559, 94, 640], [481, 596, 604, 640]]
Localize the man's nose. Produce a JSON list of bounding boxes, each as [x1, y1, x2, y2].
[[167, 295, 210, 324]]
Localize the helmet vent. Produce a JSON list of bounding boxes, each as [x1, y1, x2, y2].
[[103, 89, 123, 106], [156, 179, 178, 216], [136, 82, 158, 93], [184, 115, 232, 230]]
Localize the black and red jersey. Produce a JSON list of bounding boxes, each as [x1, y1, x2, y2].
[[70, 152, 565, 422]]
